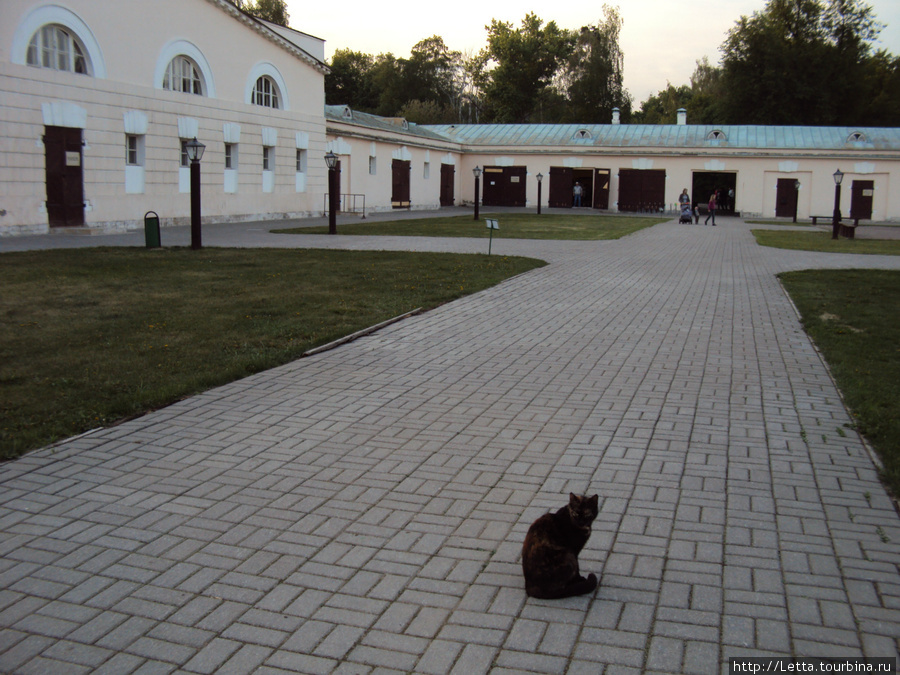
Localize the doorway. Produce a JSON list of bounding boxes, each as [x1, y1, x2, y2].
[[691, 172, 737, 214], [440, 164, 455, 206], [482, 166, 527, 207], [850, 180, 874, 220], [392, 159, 411, 208], [44, 126, 84, 227], [548, 167, 611, 209], [775, 178, 800, 218]]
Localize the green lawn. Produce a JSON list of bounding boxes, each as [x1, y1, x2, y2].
[[0, 247, 544, 459], [273, 213, 668, 240], [780, 270, 900, 499], [752, 229, 900, 255]]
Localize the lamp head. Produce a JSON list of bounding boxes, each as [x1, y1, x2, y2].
[[185, 137, 205, 162], [833, 169, 844, 186]]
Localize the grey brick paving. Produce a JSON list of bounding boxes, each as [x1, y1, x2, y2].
[[2, 215, 900, 674]]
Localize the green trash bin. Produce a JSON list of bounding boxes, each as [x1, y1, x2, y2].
[[144, 211, 160, 248]]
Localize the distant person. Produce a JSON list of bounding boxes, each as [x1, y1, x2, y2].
[[678, 188, 690, 207], [573, 182, 583, 207], [705, 191, 717, 226]]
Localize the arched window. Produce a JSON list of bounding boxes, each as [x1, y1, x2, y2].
[[26, 24, 88, 74], [707, 129, 727, 141], [573, 129, 592, 140], [164, 56, 204, 95], [847, 131, 867, 144], [253, 76, 280, 109]]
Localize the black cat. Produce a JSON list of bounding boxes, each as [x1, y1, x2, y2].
[[522, 493, 599, 599]]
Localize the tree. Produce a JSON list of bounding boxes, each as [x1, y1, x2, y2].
[[477, 13, 575, 123], [325, 49, 378, 110], [720, 0, 884, 124], [558, 6, 632, 123], [634, 83, 692, 124], [234, 0, 289, 26]]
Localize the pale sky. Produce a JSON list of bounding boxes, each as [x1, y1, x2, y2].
[[285, 0, 900, 107]]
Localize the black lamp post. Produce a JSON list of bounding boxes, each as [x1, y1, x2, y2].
[[325, 151, 338, 235], [831, 169, 844, 239], [793, 179, 800, 223], [536, 173, 543, 215], [473, 166, 481, 221], [185, 137, 205, 250]]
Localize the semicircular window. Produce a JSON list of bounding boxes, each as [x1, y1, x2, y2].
[[707, 129, 727, 141], [164, 56, 204, 95], [27, 24, 89, 75], [253, 76, 280, 109]]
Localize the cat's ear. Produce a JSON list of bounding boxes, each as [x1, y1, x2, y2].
[[588, 494, 599, 508], [569, 492, 580, 505]]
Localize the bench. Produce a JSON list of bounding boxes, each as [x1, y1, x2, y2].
[[810, 215, 861, 238], [811, 215, 860, 226]]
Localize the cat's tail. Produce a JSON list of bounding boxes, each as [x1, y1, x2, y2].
[[527, 573, 598, 600]]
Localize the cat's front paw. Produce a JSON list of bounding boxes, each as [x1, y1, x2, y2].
[[586, 573, 598, 590]]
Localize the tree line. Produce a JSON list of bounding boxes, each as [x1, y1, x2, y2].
[[325, 0, 900, 127]]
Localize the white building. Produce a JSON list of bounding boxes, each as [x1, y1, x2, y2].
[[3, 1, 900, 237], [1, 0, 328, 236]]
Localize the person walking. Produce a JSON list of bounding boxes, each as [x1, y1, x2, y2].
[[705, 191, 717, 226]]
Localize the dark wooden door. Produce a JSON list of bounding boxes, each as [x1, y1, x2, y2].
[[850, 180, 874, 219], [617, 169, 665, 212], [440, 164, 455, 206], [593, 169, 610, 209], [482, 166, 527, 207], [44, 126, 84, 227], [392, 159, 411, 208], [775, 178, 799, 218], [548, 167, 573, 207]]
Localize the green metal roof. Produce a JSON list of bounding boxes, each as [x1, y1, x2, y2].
[[326, 104, 900, 151], [423, 123, 900, 151]]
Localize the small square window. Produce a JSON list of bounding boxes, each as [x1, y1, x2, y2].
[[225, 143, 238, 170], [126, 135, 142, 166]]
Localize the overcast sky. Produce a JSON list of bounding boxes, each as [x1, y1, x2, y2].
[[286, 0, 900, 107]]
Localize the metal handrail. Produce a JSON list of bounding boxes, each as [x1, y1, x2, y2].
[[323, 193, 366, 217]]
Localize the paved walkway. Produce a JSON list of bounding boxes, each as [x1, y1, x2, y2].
[[1, 216, 899, 674]]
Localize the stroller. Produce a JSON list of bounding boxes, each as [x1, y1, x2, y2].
[[679, 202, 693, 223]]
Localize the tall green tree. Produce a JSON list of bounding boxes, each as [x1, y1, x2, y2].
[[558, 6, 632, 123], [476, 13, 575, 123], [325, 49, 378, 110], [720, 0, 884, 124]]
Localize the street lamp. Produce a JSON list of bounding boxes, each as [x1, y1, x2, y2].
[[185, 137, 205, 250], [473, 166, 482, 221], [325, 151, 338, 235], [793, 179, 801, 223], [536, 173, 543, 215], [831, 169, 844, 239]]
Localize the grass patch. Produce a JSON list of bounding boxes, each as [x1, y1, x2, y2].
[[780, 269, 900, 498], [0, 247, 545, 459], [753, 229, 900, 255], [273, 213, 668, 240]]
